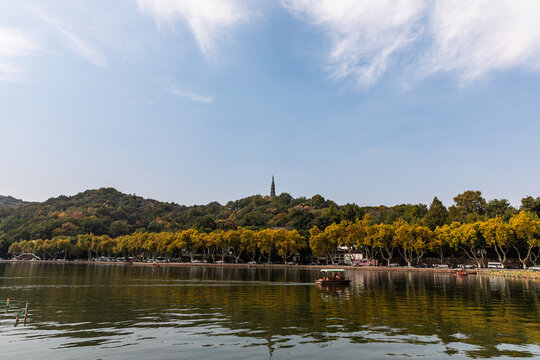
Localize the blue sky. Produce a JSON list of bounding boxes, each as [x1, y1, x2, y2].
[[1, 0, 540, 207]]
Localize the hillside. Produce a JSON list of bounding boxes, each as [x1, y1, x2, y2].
[[0, 187, 534, 255], [0, 195, 31, 209], [0, 188, 187, 249], [0, 187, 431, 253]]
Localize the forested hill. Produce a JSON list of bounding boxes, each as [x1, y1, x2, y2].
[[0, 187, 539, 254], [0, 188, 187, 248], [0, 188, 424, 247], [0, 195, 31, 209]]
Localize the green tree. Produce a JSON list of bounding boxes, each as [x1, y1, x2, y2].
[[194, 216, 216, 233], [520, 196, 540, 217], [485, 199, 516, 220], [341, 203, 363, 222], [308, 194, 328, 209], [109, 220, 131, 237], [424, 197, 449, 230], [450, 190, 486, 222]]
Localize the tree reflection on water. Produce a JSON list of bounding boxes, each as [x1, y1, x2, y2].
[[0, 263, 539, 359]]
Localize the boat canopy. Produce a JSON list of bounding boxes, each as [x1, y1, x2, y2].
[[320, 269, 345, 272]]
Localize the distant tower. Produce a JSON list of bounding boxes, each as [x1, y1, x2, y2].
[[270, 175, 276, 199]]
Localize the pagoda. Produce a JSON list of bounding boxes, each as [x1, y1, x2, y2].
[[270, 175, 276, 199]]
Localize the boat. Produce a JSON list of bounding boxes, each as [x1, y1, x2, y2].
[[453, 269, 477, 276], [315, 269, 351, 286]]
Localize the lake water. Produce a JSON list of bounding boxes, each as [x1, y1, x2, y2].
[[0, 263, 539, 359]]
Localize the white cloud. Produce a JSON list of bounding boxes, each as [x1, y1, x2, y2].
[[0, 28, 39, 82], [30, 8, 107, 68], [136, 0, 252, 57], [423, 0, 540, 83], [0, 28, 36, 57], [4, 1, 540, 88], [55, 27, 107, 68], [168, 85, 213, 103], [284, 0, 540, 87], [283, 0, 426, 87]]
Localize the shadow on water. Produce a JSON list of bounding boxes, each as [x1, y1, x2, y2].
[[0, 263, 539, 359]]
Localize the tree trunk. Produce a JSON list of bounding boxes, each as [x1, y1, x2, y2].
[[493, 245, 509, 266], [326, 249, 335, 264], [460, 245, 486, 268], [248, 251, 257, 262], [513, 245, 532, 269], [380, 247, 393, 266], [530, 249, 540, 265]]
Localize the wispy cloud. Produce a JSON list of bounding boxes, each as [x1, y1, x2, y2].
[[30, 7, 107, 68], [283, 0, 426, 87], [168, 85, 213, 103], [136, 0, 252, 58], [4, 1, 540, 88], [0, 28, 39, 82], [422, 1, 540, 84], [283, 0, 540, 87], [55, 26, 107, 68]]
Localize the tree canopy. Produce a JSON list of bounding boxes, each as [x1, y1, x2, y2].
[[2, 188, 540, 266]]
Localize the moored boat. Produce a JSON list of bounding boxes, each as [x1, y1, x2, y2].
[[453, 269, 477, 276], [316, 269, 351, 286]]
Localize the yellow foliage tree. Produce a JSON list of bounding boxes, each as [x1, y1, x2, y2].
[[367, 223, 395, 265], [509, 212, 540, 268], [480, 217, 514, 266]]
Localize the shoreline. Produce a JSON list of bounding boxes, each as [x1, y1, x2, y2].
[[2, 259, 539, 279]]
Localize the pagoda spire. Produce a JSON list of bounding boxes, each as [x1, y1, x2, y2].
[[270, 175, 276, 199]]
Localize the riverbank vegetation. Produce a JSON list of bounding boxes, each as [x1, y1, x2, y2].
[[7, 228, 307, 264], [7, 211, 540, 268], [2, 188, 540, 267]]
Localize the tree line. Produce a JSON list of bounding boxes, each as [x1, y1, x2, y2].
[[308, 211, 540, 268], [8, 210, 540, 268], [2, 188, 540, 266], [7, 228, 307, 264], [1, 188, 539, 250]]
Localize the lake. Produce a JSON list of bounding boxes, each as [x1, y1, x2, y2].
[[0, 263, 539, 359]]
